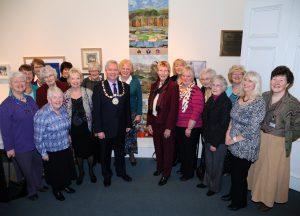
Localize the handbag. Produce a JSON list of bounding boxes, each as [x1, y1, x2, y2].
[[0, 152, 27, 202]]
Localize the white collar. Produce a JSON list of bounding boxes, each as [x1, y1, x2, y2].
[[119, 75, 132, 85]]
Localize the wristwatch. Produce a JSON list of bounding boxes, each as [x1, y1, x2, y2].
[[232, 136, 237, 142]]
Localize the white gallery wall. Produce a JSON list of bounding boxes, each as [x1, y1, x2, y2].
[[0, 0, 246, 101]]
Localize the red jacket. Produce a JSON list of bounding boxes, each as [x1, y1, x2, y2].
[[147, 78, 179, 130], [36, 81, 69, 108]]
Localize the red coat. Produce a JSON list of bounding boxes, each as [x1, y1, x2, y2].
[[147, 78, 179, 130], [36, 81, 69, 108]]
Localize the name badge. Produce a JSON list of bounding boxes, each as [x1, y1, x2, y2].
[[269, 122, 276, 128]]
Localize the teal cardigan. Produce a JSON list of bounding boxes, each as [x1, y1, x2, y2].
[[129, 75, 143, 115]]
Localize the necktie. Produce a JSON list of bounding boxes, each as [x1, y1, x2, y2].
[[113, 83, 117, 95]]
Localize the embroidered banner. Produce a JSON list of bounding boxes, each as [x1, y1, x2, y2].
[[129, 0, 169, 137]]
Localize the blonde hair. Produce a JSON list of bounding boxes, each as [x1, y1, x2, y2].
[[40, 65, 57, 81], [228, 65, 246, 84], [172, 58, 187, 75], [67, 68, 83, 84], [88, 61, 101, 72], [157, 61, 171, 72], [182, 66, 195, 79], [119, 59, 133, 73], [211, 75, 228, 91], [239, 71, 262, 98]]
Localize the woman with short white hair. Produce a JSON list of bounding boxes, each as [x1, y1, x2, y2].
[[0, 72, 45, 201], [82, 62, 104, 91], [199, 75, 232, 196], [34, 86, 75, 201], [225, 71, 266, 211], [36, 65, 69, 108]]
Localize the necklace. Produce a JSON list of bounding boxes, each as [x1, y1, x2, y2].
[[102, 81, 125, 105]]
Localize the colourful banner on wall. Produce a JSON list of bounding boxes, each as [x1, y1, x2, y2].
[[129, 0, 169, 137]]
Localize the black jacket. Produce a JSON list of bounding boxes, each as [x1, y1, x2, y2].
[[92, 80, 132, 138], [202, 92, 232, 148]]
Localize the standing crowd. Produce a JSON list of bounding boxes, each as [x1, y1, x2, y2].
[[0, 58, 299, 212]]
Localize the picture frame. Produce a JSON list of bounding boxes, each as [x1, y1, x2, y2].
[[0, 64, 11, 80], [220, 30, 243, 56], [186, 61, 206, 79], [23, 56, 66, 77], [81, 48, 102, 70]]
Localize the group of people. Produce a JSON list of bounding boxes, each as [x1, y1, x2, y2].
[[0, 57, 299, 213]]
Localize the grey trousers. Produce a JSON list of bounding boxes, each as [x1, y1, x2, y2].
[[14, 149, 43, 196], [203, 143, 227, 192]]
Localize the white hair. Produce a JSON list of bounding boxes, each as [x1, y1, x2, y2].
[[47, 86, 63, 99], [211, 75, 228, 91], [200, 68, 216, 78], [9, 71, 26, 83], [40, 65, 57, 81]]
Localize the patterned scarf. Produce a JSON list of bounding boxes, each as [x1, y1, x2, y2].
[[179, 82, 195, 113]]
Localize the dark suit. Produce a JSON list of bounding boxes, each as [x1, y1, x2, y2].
[[92, 80, 132, 179], [147, 78, 179, 177]]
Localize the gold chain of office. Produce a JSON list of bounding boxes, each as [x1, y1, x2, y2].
[[101, 81, 125, 99]]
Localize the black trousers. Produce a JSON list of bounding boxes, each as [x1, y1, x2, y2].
[[230, 153, 252, 207], [176, 127, 201, 179], [99, 135, 126, 179]]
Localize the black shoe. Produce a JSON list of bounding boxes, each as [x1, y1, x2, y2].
[[180, 176, 192, 181], [103, 177, 111, 187], [221, 194, 232, 201], [28, 194, 38, 201], [176, 169, 182, 175], [206, 190, 215, 196], [76, 172, 84, 185], [64, 186, 75, 194], [89, 171, 97, 183], [117, 174, 132, 182], [53, 191, 65, 201], [38, 186, 49, 192], [196, 183, 207, 188], [153, 170, 161, 176], [227, 203, 246, 211], [158, 176, 169, 186], [258, 203, 272, 212]]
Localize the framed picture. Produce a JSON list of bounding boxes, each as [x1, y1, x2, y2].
[[23, 56, 66, 77], [220, 30, 243, 56], [81, 48, 102, 70], [0, 64, 10, 80], [186, 61, 206, 78]]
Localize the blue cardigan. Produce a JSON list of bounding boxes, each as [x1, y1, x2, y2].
[[129, 75, 143, 115]]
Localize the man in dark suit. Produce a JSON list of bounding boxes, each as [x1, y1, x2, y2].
[[92, 60, 132, 187]]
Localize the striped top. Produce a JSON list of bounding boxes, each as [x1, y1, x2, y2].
[[176, 85, 204, 128]]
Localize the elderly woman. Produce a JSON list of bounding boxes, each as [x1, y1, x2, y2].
[[248, 66, 300, 212], [34, 86, 75, 201], [18, 64, 39, 100], [226, 65, 246, 103], [0, 72, 45, 201], [171, 59, 187, 82], [176, 66, 204, 181], [82, 62, 104, 91], [64, 68, 96, 185], [196, 68, 216, 181], [119, 59, 142, 166], [199, 75, 232, 196], [225, 71, 266, 211], [36, 65, 69, 108], [147, 61, 179, 186]]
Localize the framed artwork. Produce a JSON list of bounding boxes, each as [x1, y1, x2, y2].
[[81, 48, 102, 70], [23, 56, 66, 78], [0, 64, 10, 80], [186, 61, 206, 79], [220, 30, 243, 56]]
